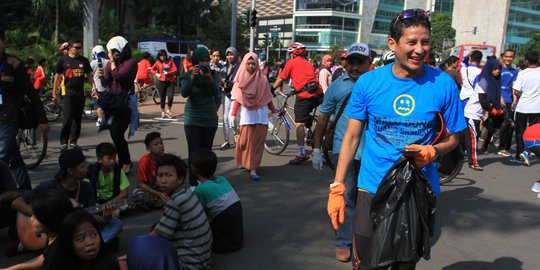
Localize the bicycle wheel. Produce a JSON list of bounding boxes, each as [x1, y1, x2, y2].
[[139, 89, 148, 103], [83, 99, 98, 120], [44, 100, 62, 122], [438, 147, 464, 184], [264, 115, 290, 155], [18, 128, 48, 169], [152, 87, 160, 104]]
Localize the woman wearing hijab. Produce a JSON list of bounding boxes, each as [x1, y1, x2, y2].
[[103, 36, 137, 174], [318, 54, 333, 93], [180, 47, 220, 185], [462, 59, 503, 171], [477, 59, 505, 154], [220, 47, 241, 150], [230, 53, 276, 180], [126, 235, 181, 270]]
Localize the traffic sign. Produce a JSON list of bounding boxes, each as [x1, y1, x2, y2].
[[269, 26, 281, 32]]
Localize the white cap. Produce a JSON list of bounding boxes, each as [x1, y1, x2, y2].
[[106, 36, 128, 53], [347, 43, 370, 58]]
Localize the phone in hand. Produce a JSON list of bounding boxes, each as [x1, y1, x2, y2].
[[398, 148, 421, 153]]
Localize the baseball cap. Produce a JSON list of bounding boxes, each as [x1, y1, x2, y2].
[[54, 149, 86, 180], [347, 43, 370, 58], [106, 36, 128, 53], [340, 52, 348, 59]]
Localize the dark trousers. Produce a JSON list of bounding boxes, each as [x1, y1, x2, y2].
[[109, 108, 132, 166], [0, 199, 18, 239], [498, 103, 515, 151], [480, 114, 504, 151], [514, 112, 540, 159], [0, 122, 31, 190], [184, 125, 217, 185], [461, 117, 481, 165], [156, 80, 174, 109], [60, 95, 85, 145]]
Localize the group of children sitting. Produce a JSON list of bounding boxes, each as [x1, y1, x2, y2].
[[2, 132, 244, 270]]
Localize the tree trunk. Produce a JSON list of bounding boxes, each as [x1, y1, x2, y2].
[[54, 0, 60, 44], [83, 0, 100, 58]]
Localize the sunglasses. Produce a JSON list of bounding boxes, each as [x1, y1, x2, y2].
[[393, 9, 430, 29]]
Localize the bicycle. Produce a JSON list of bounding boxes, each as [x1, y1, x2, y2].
[[42, 89, 62, 122], [135, 82, 160, 104], [17, 127, 47, 169], [265, 91, 330, 164]]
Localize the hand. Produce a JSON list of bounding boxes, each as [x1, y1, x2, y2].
[[101, 202, 113, 218], [158, 192, 169, 205], [402, 144, 437, 168], [229, 116, 236, 128], [192, 65, 201, 79], [97, 68, 104, 77], [155, 73, 161, 78], [163, 71, 168, 76], [490, 108, 504, 116], [327, 183, 346, 230], [312, 148, 323, 170], [52, 93, 58, 102]]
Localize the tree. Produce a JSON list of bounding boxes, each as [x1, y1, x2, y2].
[[430, 12, 456, 56], [31, 0, 81, 43], [516, 33, 540, 68]]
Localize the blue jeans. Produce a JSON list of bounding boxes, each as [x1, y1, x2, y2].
[[128, 94, 139, 139], [332, 154, 359, 249], [0, 122, 32, 190], [222, 94, 237, 142], [100, 217, 123, 243]]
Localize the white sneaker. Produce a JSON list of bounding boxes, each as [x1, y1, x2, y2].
[[532, 182, 540, 193]]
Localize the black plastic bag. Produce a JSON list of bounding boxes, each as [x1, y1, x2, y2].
[[366, 156, 436, 268]]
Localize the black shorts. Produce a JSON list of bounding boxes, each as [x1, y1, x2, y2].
[[352, 191, 417, 270], [294, 96, 322, 123]]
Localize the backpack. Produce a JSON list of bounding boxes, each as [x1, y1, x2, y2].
[[87, 163, 122, 202]]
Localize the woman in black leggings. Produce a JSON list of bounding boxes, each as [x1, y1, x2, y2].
[[151, 49, 178, 118], [103, 36, 137, 173]]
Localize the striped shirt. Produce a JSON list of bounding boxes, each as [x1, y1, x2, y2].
[[193, 176, 240, 221], [155, 187, 212, 270]]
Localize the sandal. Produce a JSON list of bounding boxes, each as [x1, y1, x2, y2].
[[469, 164, 483, 171], [289, 155, 310, 165]]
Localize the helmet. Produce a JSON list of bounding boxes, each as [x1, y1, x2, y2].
[[91, 45, 105, 59], [287, 42, 306, 55], [382, 51, 396, 65], [58, 42, 70, 51]]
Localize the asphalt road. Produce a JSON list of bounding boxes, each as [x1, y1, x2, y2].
[[1, 97, 539, 270]]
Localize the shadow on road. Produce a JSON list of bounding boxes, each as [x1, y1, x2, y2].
[[442, 256, 523, 270]]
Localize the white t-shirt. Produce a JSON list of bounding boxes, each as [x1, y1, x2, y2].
[[460, 65, 481, 101], [464, 83, 486, 120], [90, 58, 110, 93], [514, 67, 540, 113]]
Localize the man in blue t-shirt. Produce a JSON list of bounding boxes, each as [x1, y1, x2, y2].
[[497, 49, 518, 157], [326, 9, 467, 269]]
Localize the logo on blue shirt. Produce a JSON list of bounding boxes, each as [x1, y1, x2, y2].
[[393, 94, 415, 116]]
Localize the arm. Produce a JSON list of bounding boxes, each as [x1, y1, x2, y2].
[[110, 60, 137, 83], [169, 60, 178, 75], [433, 133, 460, 157], [512, 89, 521, 108], [150, 62, 159, 75], [478, 93, 492, 111], [334, 119, 364, 183], [180, 73, 193, 97], [230, 100, 240, 117], [267, 100, 276, 113], [11, 196, 33, 217], [137, 181, 168, 205], [111, 188, 128, 202], [313, 114, 330, 149], [272, 77, 284, 90], [2, 254, 44, 270]]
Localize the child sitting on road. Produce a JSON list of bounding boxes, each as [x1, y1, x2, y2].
[[192, 148, 243, 253], [86, 142, 130, 205], [134, 132, 166, 209], [150, 154, 212, 269]]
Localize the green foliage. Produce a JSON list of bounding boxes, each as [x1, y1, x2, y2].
[[329, 44, 345, 63], [515, 33, 540, 68], [430, 12, 456, 55]]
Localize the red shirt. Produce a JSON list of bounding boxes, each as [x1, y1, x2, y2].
[[136, 59, 152, 83], [183, 58, 193, 72], [151, 59, 178, 82], [524, 123, 540, 141], [33, 66, 46, 89], [279, 56, 322, 99], [137, 154, 156, 186]]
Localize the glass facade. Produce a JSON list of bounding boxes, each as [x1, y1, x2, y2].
[[296, 0, 359, 13], [505, 0, 540, 50], [434, 0, 454, 15], [372, 0, 404, 34]]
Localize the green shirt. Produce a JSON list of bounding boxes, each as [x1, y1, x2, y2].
[[84, 169, 130, 201], [180, 71, 219, 127]]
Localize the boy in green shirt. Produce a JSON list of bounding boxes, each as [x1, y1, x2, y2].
[[86, 142, 130, 204]]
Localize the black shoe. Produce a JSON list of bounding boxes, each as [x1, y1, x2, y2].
[[219, 142, 231, 150]]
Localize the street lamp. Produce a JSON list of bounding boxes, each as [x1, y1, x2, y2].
[[337, 0, 356, 45]]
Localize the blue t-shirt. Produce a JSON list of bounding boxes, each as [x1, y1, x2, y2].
[[346, 64, 466, 195], [319, 72, 364, 160], [501, 66, 518, 103]]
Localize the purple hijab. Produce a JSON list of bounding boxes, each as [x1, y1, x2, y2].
[[475, 59, 502, 109]]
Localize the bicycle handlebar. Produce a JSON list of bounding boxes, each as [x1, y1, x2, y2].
[[274, 90, 296, 98]]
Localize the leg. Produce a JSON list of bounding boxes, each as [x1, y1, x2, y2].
[[157, 80, 167, 111], [201, 126, 218, 150], [128, 94, 139, 138], [514, 112, 528, 160], [99, 217, 123, 243], [109, 108, 132, 166], [222, 94, 232, 145], [184, 125, 204, 186], [0, 123, 32, 189], [351, 192, 375, 270], [69, 95, 85, 145], [463, 117, 482, 169], [166, 82, 174, 110], [60, 95, 75, 145], [498, 103, 514, 152]]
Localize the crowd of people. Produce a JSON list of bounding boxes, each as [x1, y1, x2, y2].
[[1, 6, 540, 270]]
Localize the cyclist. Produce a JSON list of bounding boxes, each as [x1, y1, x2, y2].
[[272, 42, 324, 165], [381, 50, 395, 66], [0, 24, 49, 190]]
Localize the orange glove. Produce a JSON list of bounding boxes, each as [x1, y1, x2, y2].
[[403, 144, 437, 168], [490, 108, 504, 116], [327, 183, 346, 230]]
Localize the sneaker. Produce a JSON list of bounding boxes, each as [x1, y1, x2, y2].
[[70, 143, 81, 150], [96, 118, 102, 127], [335, 248, 351, 262], [165, 110, 173, 118], [161, 112, 166, 119], [289, 155, 310, 165], [220, 142, 231, 150], [60, 144, 68, 151], [520, 151, 530, 167], [509, 157, 523, 164], [249, 172, 260, 181], [497, 149, 511, 157], [532, 182, 540, 193]]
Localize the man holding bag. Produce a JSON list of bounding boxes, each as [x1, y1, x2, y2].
[[327, 9, 466, 269]]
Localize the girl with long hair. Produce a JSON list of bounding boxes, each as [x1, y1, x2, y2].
[[151, 49, 178, 118]]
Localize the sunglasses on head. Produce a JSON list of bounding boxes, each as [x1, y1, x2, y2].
[[393, 9, 430, 29]]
